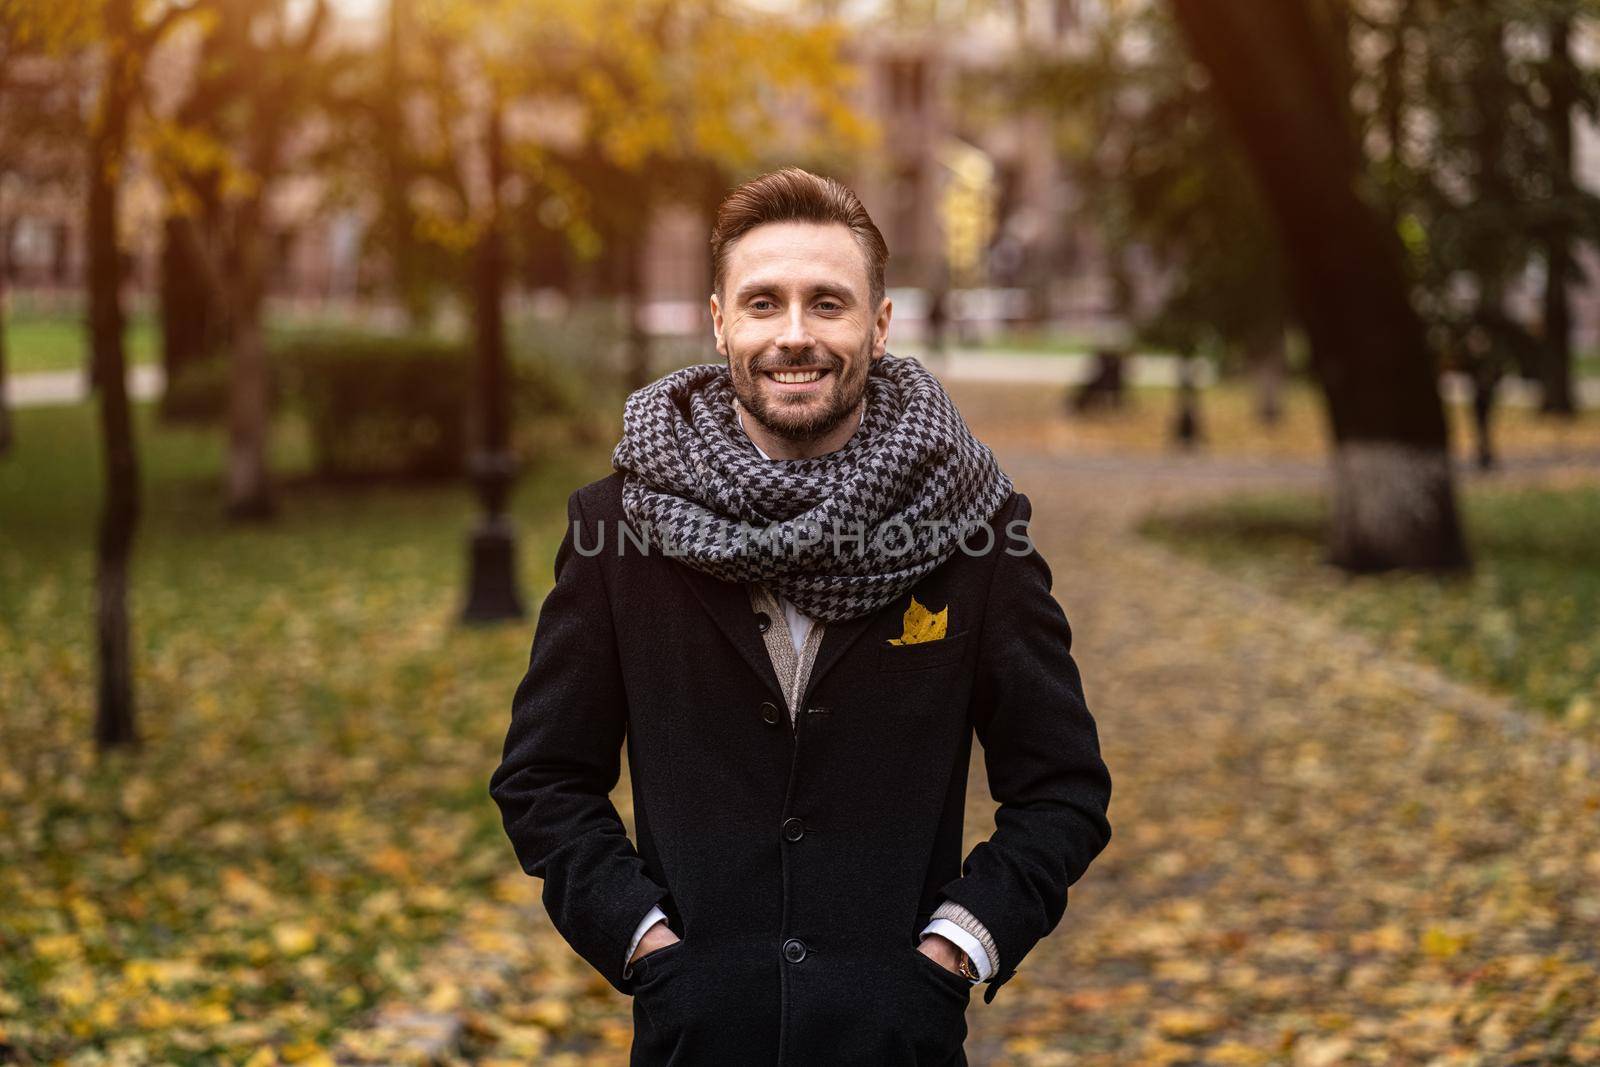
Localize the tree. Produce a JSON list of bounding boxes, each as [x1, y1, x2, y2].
[[0, 200, 7, 456], [6, 0, 204, 749], [1169, 0, 1470, 572], [151, 0, 331, 519], [1351, 0, 1600, 445], [0, 3, 90, 452], [0, 25, 11, 458], [402, 0, 872, 386], [85, 0, 143, 746], [981, 5, 1293, 427], [1531, 2, 1597, 416], [1373, 0, 1543, 469], [155, 23, 226, 422], [388, 0, 870, 621], [0, 18, 19, 457]]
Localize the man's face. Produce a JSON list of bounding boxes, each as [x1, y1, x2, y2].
[[710, 221, 892, 443]]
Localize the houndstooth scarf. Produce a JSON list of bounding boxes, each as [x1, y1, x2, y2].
[[609, 353, 1014, 623]]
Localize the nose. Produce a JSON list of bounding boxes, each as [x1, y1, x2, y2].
[[774, 304, 814, 355]]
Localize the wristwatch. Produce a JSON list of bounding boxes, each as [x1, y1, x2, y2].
[[956, 950, 980, 981]]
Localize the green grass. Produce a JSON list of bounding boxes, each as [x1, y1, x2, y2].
[[1139, 484, 1600, 722], [4, 307, 159, 375], [0, 399, 611, 1062]]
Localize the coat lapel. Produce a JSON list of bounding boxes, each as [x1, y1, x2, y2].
[[671, 562, 788, 707], [798, 609, 877, 711], [671, 560, 888, 716]]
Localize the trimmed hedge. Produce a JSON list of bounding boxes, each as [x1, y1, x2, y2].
[[276, 331, 584, 481], [277, 333, 467, 480], [154, 329, 589, 480], [160, 355, 293, 425]]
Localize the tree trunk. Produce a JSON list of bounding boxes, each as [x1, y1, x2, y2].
[[158, 213, 220, 420], [383, 0, 429, 329], [1247, 316, 1287, 426], [1465, 5, 1510, 459], [1328, 442, 1465, 571], [1, 215, 12, 456], [1380, 6, 1406, 184], [1470, 360, 1499, 471], [1170, 0, 1469, 573], [220, 79, 290, 521], [1542, 240, 1576, 416], [224, 192, 276, 520], [1539, 13, 1577, 417], [88, 0, 142, 751]]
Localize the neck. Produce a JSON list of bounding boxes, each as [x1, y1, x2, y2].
[[735, 397, 864, 460]]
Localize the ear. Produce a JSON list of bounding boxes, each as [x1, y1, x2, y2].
[[871, 295, 893, 359], [710, 292, 728, 359]]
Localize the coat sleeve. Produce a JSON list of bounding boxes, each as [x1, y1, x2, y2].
[[934, 491, 1113, 1004], [489, 488, 670, 994]]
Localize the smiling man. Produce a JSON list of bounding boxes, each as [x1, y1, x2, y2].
[[490, 167, 1113, 1066]]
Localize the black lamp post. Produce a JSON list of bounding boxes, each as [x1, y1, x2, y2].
[[462, 95, 526, 623]]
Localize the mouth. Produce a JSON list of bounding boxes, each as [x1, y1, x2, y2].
[[761, 366, 833, 391]]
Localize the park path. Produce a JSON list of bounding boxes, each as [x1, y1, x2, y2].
[[2, 365, 164, 407], [335, 438, 1600, 1066], [954, 447, 1600, 1065]]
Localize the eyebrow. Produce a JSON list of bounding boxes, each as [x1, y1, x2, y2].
[[733, 280, 859, 304]]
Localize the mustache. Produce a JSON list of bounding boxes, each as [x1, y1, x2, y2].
[[752, 353, 841, 373]]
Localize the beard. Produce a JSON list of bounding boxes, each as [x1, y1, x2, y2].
[[728, 333, 875, 444]]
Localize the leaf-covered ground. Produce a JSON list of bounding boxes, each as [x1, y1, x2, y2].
[[332, 388, 1600, 1065], [958, 456, 1600, 1065], [0, 401, 612, 1064], [7, 385, 1600, 1065], [1139, 480, 1600, 721]]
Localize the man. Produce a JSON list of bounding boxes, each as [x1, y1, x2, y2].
[[490, 167, 1112, 1066]]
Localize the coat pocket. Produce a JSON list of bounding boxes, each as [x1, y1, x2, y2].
[[633, 937, 690, 1034], [634, 936, 687, 974], [877, 630, 971, 673], [910, 943, 974, 998]]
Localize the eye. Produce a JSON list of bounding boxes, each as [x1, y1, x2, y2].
[[750, 298, 776, 311], [815, 300, 843, 312]]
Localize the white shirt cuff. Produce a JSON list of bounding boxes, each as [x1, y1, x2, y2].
[[920, 918, 993, 983], [627, 904, 668, 965]]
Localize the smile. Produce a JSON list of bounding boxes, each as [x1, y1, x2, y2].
[[764, 368, 830, 384]]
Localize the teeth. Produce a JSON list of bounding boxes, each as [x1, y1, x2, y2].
[[770, 370, 824, 383]]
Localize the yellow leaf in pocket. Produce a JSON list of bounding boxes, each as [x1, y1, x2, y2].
[[887, 596, 948, 645]]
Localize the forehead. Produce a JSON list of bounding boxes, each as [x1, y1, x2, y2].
[[723, 221, 870, 296]]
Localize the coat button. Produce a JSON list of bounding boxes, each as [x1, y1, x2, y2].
[[760, 701, 781, 726], [754, 611, 771, 633], [782, 817, 805, 841], [782, 938, 807, 963]]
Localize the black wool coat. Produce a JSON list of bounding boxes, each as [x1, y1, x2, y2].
[[489, 472, 1112, 1067]]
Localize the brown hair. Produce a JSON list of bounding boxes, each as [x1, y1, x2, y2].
[[710, 166, 890, 308]]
